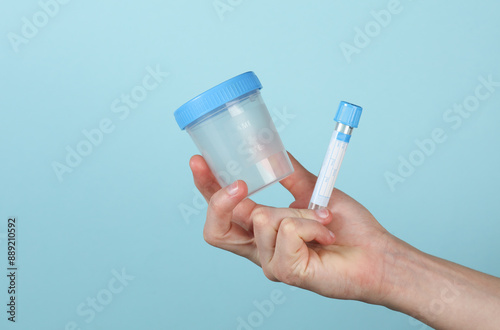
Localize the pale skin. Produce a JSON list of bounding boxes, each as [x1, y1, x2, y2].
[[189, 153, 500, 330]]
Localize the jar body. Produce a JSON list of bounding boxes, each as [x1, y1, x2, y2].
[[186, 90, 294, 196]]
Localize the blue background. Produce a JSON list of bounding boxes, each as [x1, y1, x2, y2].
[[1, 0, 499, 329]]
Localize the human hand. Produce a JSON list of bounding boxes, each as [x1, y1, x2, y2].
[[191, 153, 500, 329], [190, 153, 395, 304]]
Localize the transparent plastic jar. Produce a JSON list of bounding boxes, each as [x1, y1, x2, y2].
[[174, 72, 294, 196]]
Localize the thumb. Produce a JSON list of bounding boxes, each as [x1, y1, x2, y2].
[[280, 152, 317, 208]]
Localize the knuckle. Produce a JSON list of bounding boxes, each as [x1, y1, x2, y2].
[[291, 208, 306, 218], [280, 218, 297, 235], [272, 266, 286, 283], [251, 207, 271, 226], [281, 267, 305, 287], [271, 256, 307, 287], [208, 193, 224, 215], [203, 228, 218, 246], [261, 266, 279, 282], [273, 264, 299, 285], [294, 208, 316, 220]]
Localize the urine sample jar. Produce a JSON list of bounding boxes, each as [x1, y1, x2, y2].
[[174, 72, 294, 196]]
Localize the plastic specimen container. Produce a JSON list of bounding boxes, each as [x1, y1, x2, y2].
[[174, 72, 294, 196]]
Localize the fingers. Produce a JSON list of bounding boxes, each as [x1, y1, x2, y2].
[[279, 152, 318, 208], [252, 207, 333, 280], [192, 152, 317, 206], [271, 218, 335, 285], [190, 155, 257, 230], [204, 180, 256, 260], [205, 180, 247, 241], [277, 217, 335, 250], [189, 155, 221, 202]]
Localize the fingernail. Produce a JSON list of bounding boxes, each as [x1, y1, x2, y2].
[[329, 231, 335, 239], [227, 181, 239, 196], [316, 208, 329, 219]]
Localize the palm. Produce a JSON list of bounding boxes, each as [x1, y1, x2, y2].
[[282, 175, 390, 300], [191, 152, 390, 301]]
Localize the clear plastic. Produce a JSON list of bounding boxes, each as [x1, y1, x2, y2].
[[308, 131, 349, 210], [186, 90, 294, 196]]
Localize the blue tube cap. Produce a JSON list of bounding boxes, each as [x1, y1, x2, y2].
[[334, 101, 363, 128]]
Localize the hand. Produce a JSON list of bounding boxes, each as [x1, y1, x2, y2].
[[191, 153, 500, 329], [190, 153, 394, 304]]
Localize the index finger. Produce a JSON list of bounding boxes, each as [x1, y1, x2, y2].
[[204, 180, 258, 263], [189, 155, 257, 230], [189, 155, 221, 202]]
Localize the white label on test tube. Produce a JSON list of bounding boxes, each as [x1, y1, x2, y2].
[[309, 131, 349, 209]]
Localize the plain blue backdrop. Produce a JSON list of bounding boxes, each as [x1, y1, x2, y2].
[[1, 1, 499, 329]]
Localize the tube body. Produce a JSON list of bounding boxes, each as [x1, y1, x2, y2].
[[308, 123, 352, 210]]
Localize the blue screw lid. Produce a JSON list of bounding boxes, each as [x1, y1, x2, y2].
[[174, 71, 262, 130], [334, 101, 363, 128]]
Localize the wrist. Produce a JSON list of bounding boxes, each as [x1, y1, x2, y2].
[[372, 235, 500, 329], [369, 233, 426, 310]]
